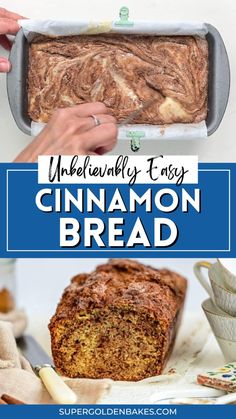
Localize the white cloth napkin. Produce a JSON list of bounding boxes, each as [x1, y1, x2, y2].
[[0, 310, 27, 338], [0, 321, 111, 404]]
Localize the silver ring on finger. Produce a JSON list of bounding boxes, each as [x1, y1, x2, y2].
[[90, 114, 101, 127]]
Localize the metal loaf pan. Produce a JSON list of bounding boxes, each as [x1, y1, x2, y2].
[[7, 24, 230, 137]]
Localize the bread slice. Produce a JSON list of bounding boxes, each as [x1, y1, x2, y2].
[[49, 259, 187, 381]]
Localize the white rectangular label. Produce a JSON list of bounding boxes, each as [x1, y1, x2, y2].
[[38, 155, 198, 185]]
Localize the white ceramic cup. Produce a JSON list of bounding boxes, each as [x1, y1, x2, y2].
[[218, 259, 236, 292], [202, 298, 236, 362], [194, 261, 236, 316]]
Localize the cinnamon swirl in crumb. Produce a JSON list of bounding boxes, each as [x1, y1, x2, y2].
[[28, 34, 208, 125]]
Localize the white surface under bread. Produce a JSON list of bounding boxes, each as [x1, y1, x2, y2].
[[15, 257, 225, 402], [26, 311, 225, 403]]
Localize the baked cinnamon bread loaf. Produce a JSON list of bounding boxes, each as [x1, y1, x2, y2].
[[49, 259, 187, 381], [28, 34, 208, 124]]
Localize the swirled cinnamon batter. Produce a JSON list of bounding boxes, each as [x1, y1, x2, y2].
[[28, 34, 208, 124]]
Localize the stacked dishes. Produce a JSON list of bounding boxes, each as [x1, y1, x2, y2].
[[194, 259, 236, 361]]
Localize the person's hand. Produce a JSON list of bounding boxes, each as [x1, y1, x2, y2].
[[14, 103, 118, 162], [0, 8, 24, 73]]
